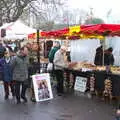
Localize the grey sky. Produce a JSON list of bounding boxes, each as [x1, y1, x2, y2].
[[67, 0, 120, 23]]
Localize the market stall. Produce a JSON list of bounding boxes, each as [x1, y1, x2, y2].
[[0, 20, 36, 40], [0, 20, 36, 50], [28, 24, 120, 99]]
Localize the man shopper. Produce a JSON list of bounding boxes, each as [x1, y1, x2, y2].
[[53, 46, 68, 95]]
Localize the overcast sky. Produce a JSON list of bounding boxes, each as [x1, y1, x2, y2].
[[67, 0, 120, 23]]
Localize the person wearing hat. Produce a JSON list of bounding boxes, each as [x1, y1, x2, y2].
[[53, 45, 68, 95]]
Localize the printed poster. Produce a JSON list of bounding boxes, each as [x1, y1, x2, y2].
[[74, 76, 87, 92], [32, 73, 53, 102]]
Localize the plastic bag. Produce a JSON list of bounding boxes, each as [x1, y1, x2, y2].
[[47, 63, 53, 71]]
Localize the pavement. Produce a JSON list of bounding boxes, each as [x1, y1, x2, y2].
[[0, 84, 116, 120]]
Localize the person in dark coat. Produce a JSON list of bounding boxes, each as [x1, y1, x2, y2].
[[48, 41, 60, 63], [0, 50, 15, 100], [12, 46, 29, 104], [104, 47, 114, 66], [94, 45, 103, 65], [48, 41, 60, 81]]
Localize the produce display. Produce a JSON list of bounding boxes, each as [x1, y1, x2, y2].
[[111, 66, 120, 74], [69, 62, 106, 71], [70, 62, 96, 70], [96, 66, 106, 71], [103, 79, 112, 98], [40, 58, 49, 63], [67, 62, 120, 74]]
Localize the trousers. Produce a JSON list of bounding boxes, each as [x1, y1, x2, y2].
[[4, 81, 15, 96], [54, 70, 64, 94], [15, 81, 27, 101]]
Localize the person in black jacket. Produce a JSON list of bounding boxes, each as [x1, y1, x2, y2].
[[104, 47, 114, 66], [94, 45, 103, 66]]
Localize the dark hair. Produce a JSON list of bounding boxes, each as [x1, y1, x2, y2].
[[100, 45, 103, 49], [108, 47, 113, 52]]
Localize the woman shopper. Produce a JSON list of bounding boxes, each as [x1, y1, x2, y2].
[[12, 46, 29, 104], [0, 49, 15, 100]]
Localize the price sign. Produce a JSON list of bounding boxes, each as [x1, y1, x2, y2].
[[74, 76, 87, 92]]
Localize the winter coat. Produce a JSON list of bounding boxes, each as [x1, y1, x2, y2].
[[12, 55, 29, 82], [94, 47, 103, 65], [104, 51, 114, 65], [53, 50, 68, 70], [0, 57, 13, 82], [48, 47, 60, 63], [0, 58, 4, 80]]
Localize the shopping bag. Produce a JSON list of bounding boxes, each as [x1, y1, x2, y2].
[[47, 63, 53, 71]]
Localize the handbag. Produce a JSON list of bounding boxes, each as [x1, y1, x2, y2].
[[47, 63, 53, 71]]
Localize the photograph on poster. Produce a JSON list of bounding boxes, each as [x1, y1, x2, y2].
[[37, 79, 50, 100], [32, 73, 53, 102]]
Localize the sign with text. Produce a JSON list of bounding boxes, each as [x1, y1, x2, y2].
[[74, 76, 87, 92], [32, 73, 53, 102]]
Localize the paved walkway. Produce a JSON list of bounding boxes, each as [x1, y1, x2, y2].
[[0, 84, 115, 120]]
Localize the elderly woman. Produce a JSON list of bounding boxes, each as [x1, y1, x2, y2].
[[12, 46, 29, 104]]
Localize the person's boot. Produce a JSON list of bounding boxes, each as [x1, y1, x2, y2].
[[4, 95, 8, 100], [21, 96, 27, 103], [16, 99, 21, 104]]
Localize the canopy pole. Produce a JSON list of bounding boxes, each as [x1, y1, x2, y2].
[[102, 44, 104, 66], [102, 38, 106, 66], [37, 29, 40, 73]]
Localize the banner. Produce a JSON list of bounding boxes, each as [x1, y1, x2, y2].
[[32, 73, 53, 102], [74, 76, 87, 92]]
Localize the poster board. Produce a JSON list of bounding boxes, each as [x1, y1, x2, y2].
[[74, 76, 87, 92], [32, 73, 53, 102]]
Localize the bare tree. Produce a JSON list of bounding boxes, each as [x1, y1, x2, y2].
[[20, 0, 68, 30], [0, 0, 35, 26]]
